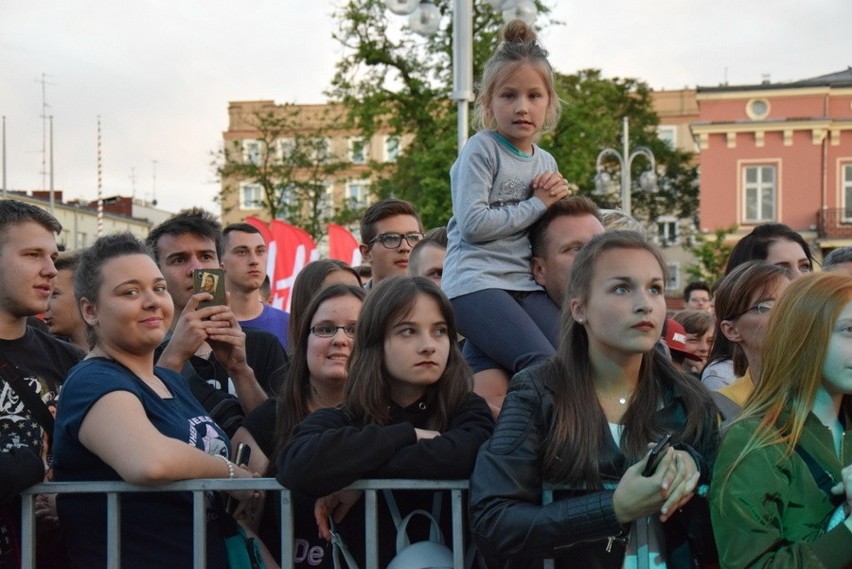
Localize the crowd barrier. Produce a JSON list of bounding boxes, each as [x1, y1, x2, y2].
[[19, 478, 469, 569]]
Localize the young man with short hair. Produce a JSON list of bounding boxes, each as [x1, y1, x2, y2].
[[359, 199, 423, 289], [408, 226, 448, 286], [220, 223, 289, 349], [683, 280, 712, 312], [146, 209, 286, 433], [0, 199, 84, 569], [44, 250, 88, 351]]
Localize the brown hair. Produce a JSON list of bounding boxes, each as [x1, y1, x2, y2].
[[705, 261, 791, 376], [540, 231, 715, 486], [359, 198, 422, 246], [473, 20, 561, 136], [343, 277, 472, 430], [288, 259, 361, 343], [529, 196, 601, 257], [672, 310, 713, 337], [269, 284, 366, 473]]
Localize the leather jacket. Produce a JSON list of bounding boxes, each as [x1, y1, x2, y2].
[[469, 364, 719, 569]]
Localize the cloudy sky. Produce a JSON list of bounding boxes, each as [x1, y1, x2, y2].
[[1, 0, 849, 214]]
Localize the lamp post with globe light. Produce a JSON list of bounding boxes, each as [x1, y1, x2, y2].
[[385, 0, 537, 153], [594, 116, 658, 218]]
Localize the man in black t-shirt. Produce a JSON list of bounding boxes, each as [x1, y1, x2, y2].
[[146, 209, 287, 435], [0, 200, 84, 569]]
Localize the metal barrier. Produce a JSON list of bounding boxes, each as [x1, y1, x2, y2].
[[20, 478, 469, 569]]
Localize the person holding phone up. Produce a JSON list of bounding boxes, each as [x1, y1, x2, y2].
[[469, 231, 719, 568]]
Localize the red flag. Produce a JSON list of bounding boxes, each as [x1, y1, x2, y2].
[[269, 220, 318, 311], [327, 224, 362, 267]]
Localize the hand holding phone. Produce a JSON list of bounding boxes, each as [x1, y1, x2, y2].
[[224, 443, 252, 515], [642, 432, 673, 477]]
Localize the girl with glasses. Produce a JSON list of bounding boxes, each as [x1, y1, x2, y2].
[[278, 277, 494, 567], [710, 272, 852, 568], [233, 283, 365, 567]]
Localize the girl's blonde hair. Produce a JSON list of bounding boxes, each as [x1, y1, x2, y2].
[[473, 19, 561, 136], [719, 272, 852, 496]]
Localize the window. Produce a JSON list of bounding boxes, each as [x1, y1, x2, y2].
[[240, 183, 264, 210], [746, 98, 770, 120], [346, 182, 369, 209], [384, 136, 401, 162], [656, 216, 678, 246], [743, 165, 776, 223], [844, 164, 852, 221], [311, 138, 331, 163], [319, 184, 334, 218], [242, 140, 261, 165], [278, 138, 295, 161], [657, 126, 676, 149], [349, 138, 368, 164], [665, 262, 681, 292]]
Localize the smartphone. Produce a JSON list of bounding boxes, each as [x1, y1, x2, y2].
[[193, 268, 226, 309], [642, 432, 673, 477], [224, 443, 252, 515]]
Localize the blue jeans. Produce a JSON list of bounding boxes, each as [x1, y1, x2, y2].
[[451, 289, 559, 374]]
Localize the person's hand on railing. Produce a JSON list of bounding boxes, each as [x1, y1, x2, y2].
[[34, 493, 59, 529], [314, 489, 363, 540], [226, 466, 263, 521]]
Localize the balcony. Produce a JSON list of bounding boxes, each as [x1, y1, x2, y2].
[[817, 207, 852, 239]]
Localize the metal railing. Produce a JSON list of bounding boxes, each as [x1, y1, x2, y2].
[[20, 478, 469, 569]]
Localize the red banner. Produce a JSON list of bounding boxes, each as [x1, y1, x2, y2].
[[246, 218, 317, 311], [327, 223, 362, 267]]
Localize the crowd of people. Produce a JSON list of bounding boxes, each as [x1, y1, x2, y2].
[[2, 18, 852, 569]]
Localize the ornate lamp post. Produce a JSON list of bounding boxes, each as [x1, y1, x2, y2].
[[385, 0, 537, 153], [594, 116, 658, 217]]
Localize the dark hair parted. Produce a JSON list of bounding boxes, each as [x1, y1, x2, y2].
[[75, 233, 152, 348], [473, 20, 561, 135], [359, 198, 422, 246], [288, 259, 362, 343], [145, 208, 223, 265], [672, 309, 713, 337], [683, 281, 710, 303], [0, 199, 62, 249], [705, 261, 791, 377], [343, 277, 472, 431], [269, 284, 366, 473], [539, 231, 715, 486], [222, 222, 262, 248], [725, 223, 813, 275], [529, 196, 601, 257]]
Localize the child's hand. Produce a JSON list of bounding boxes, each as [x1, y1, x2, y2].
[[532, 171, 572, 207]]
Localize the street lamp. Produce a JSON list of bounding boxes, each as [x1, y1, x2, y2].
[[594, 116, 657, 218], [384, 0, 537, 153]]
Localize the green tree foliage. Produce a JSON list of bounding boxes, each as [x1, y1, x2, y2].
[[330, 2, 697, 229], [328, 0, 536, 229], [686, 224, 738, 284], [543, 70, 699, 225], [215, 106, 349, 242]]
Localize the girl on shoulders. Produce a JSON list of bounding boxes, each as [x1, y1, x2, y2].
[[469, 231, 718, 568], [278, 277, 494, 567], [443, 19, 571, 384]]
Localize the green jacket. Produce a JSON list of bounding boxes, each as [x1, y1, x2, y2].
[[710, 413, 852, 568]]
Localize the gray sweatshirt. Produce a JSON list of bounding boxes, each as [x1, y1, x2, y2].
[[443, 130, 557, 299]]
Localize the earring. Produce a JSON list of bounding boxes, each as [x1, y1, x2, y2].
[[576, 317, 584, 324]]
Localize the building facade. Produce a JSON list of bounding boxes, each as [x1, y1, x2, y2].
[[692, 69, 852, 254]]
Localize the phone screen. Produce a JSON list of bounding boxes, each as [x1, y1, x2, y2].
[[643, 432, 673, 477]]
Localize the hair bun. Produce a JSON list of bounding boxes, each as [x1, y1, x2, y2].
[[502, 19, 537, 43]]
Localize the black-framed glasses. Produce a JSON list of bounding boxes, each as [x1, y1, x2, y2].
[[310, 324, 356, 338], [368, 232, 424, 249], [732, 300, 775, 320]]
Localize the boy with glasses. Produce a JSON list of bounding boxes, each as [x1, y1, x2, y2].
[[358, 199, 423, 289]]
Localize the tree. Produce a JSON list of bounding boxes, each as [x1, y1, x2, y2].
[[328, 0, 552, 229], [215, 105, 350, 242], [685, 224, 738, 284], [543, 69, 699, 226]]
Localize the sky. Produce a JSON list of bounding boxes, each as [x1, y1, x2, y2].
[[1, 0, 850, 215]]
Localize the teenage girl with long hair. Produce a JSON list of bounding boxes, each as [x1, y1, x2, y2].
[[710, 272, 852, 567], [278, 277, 494, 567], [469, 231, 718, 568]]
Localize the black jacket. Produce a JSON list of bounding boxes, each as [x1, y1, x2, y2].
[[469, 366, 718, 569], [278, 392, 495, 567]]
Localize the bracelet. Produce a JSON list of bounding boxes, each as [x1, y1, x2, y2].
[[216, 454, 235, 479]]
